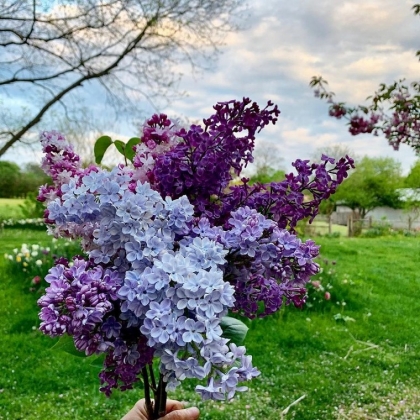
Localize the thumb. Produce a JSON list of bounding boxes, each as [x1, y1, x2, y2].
[[162, 407, 200, 420]]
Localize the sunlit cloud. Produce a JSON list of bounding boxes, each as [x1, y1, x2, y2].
[[6, 0, 419, 175]]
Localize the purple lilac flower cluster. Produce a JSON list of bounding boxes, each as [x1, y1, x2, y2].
[[151, 99, 280, 217], [37, 98, 354, 401], [223, 154, 354, 230], [193, 207, 319, 318], [38, 259, 123, 352], [39, 170, 257, 397]]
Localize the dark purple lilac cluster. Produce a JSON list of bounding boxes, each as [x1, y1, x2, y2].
[[38, 256, 155, 395], [222, 154, 354, 230], [141, 99, 353, 226], [151, 99, 280, 216], [99, 338, 154, 395]]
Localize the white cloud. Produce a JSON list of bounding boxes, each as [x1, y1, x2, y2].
[[166, 0, 420, 175], [4, 0, 420, 176]]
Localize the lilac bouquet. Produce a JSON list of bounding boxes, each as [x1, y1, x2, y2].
[[37, 98, 354, 419]]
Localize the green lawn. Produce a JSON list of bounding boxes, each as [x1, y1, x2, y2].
[[0, 230, 419, 419], [307, 220, 348, 236], [0, 198, 24, 219]]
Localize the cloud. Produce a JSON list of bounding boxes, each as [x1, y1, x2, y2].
[[5, 0, 419, 176], [165, 0, 420, 175]]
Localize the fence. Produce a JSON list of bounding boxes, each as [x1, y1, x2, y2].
[[306, 213, 419, 237], [304, 215, 335, 236], [344, 214, 419, 236]]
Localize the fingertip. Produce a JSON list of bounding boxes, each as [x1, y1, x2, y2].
[[166, 399, 184, 411], [186, 406, 200, 419]]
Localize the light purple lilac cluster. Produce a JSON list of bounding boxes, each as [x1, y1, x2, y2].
[[39, 171, 257, 397], [193, 207, 319, 318], [37, 98, 354, 401]]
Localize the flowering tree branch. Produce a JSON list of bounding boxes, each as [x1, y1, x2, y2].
[[310, 4, 420, 155]]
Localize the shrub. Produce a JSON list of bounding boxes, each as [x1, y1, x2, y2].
[[362, 220, 393, 238], [19, 192, 45, 218], [322, 231, 341, 238]]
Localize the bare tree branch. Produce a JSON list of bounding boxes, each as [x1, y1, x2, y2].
[[0, 0, 243, 158]]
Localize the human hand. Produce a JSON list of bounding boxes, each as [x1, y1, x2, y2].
[[121, 398, 200, 420]]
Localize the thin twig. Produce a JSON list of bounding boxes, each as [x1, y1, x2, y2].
[[343, 345, 354, 360], [351, 345, 379, 355], [280, 394, 306, 419]]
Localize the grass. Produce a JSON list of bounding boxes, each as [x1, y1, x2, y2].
[[307, 220, 348, 237], [0, 198, 24, 219], [0, 230, 420, 419]]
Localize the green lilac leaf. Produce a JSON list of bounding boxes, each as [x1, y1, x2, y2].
[[88, 354, 105, 368], [113, 140, 126, 156], [51, 334, 86, 357], [94, 136, 113, 164], [125, 137, 141, 162], [220, 316, 248, 345]]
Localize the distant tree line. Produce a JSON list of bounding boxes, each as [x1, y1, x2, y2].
[[0, 161, 50, 198], [319, 157, 420, 218]]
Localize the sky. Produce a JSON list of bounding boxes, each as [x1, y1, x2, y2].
[[5, 0, 420, 175]]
